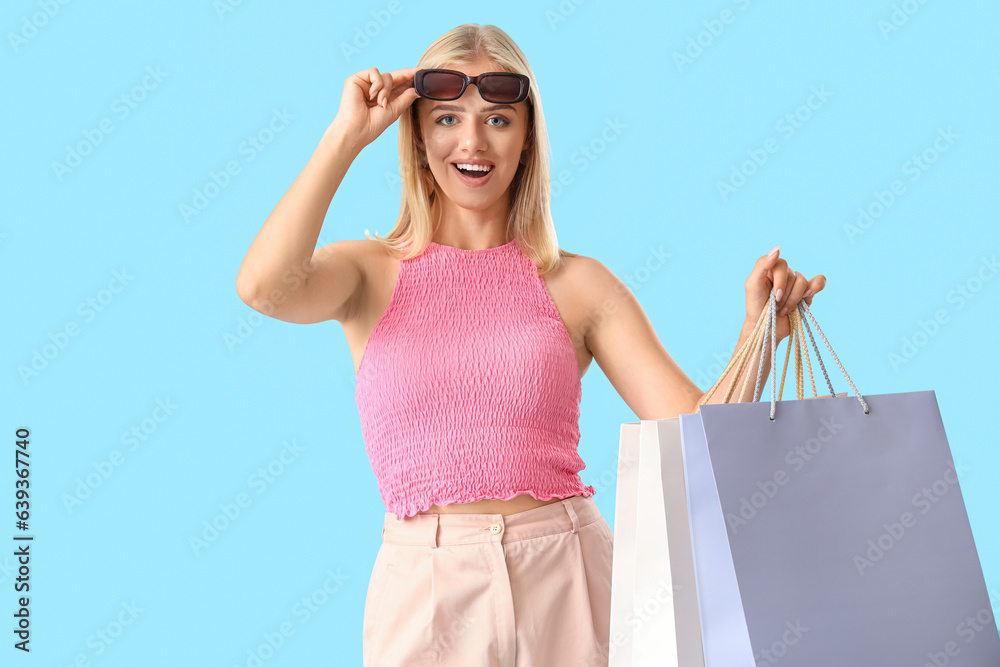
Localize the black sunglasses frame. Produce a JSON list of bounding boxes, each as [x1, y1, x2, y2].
[[413, 69, 531, 104]]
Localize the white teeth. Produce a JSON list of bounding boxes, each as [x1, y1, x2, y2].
[[454, 163, 493, 172]]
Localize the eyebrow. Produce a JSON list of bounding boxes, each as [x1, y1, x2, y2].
[[430, 103, 517, 113]]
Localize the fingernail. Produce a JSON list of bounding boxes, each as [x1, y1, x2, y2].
[[803, 289, 813, 298], [779, 307, 788, 316], [768, 244, 780, 257], [775, 287, 783, 302], [380, 97, 387, 108]]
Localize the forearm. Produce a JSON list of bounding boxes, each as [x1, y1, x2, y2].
[[235, 123, 362, 298]]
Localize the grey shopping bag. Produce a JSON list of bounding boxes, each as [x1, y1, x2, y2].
[[690, 288, 1000, 666]]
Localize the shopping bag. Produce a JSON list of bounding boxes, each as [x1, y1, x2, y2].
[[680, 300, 834, 667], [639, 419, 704, 666], [610, 298, 827, 666], [609, 423, 641, 667], [687, 288, 1000, 666], [680, 410, 754, 667], [610, 419, 705, 667]]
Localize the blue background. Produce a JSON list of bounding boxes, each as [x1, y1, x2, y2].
[[4, 0, 998, 664]]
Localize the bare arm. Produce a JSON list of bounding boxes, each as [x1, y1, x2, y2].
[[235, 65, 421, 325], [584, 266, 779, 419], [580, 257, 710, 420], [582, 249, 823, 419], [235, 125, 365, 324]]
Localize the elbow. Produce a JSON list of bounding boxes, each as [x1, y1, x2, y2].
[[235, 274, 259, 308]]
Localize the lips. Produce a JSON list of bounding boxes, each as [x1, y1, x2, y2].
[[452, 163, 494, 178], [451, 163, 495, 187]]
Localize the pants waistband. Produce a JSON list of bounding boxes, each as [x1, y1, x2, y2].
[[381, 495, 601, 547]]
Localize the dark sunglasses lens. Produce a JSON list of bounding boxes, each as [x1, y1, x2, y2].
[[479, 74, 523, 102], [421, 71, 465, 99]]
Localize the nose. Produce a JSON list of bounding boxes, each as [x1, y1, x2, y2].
[[457, 88, 489, 153], [459, 123, 489, 154]]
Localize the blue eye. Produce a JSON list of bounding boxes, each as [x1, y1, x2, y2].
[[435, 115, 511, 127]]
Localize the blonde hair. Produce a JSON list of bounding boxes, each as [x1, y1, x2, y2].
[[362, 23, 577, 275]]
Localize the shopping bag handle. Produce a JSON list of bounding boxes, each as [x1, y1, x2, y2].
[[753, 298, 819, 402], [700, 293, 822, 406], [759, 293, 836, 403], [751, 287, 870, 421], [774, 303, 822, 402]]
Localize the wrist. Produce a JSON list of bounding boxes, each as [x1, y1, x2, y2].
[[320, 122, 363, 160]]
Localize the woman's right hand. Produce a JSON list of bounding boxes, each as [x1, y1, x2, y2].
[[328, 66, 421, 153]]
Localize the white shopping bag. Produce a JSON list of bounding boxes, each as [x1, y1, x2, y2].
[[609, 419, 705, 667]]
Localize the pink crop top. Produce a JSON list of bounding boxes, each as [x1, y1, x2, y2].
[[354, 237, 596, 520]]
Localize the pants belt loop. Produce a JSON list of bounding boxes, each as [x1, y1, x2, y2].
[[561, 498, 580, 533], [381, 525, 385, 541], [430, 514, 439, 548]]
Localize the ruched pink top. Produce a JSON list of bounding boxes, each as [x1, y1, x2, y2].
[[355, 237, 596, 520]]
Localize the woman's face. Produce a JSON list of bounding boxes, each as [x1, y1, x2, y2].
[[414, 59, 531, 215]]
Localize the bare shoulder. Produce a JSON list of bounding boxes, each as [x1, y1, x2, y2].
[[558, 251, 629, 303], [555, 251, 643, 351], [350, 237, 398, 281]]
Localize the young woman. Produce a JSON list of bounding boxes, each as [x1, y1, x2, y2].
[[235, 23, 824, 667]]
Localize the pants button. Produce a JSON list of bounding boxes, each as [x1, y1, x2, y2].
[[489, 522, 502, 535]]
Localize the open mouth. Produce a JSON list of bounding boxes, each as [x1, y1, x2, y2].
[[452, 164, 494, 179]]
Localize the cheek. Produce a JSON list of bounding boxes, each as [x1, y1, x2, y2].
[[499, 137, 525, 164], [423, 130, 453, 160]]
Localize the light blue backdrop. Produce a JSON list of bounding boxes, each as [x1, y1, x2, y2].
[[5, 0, 998, 664]]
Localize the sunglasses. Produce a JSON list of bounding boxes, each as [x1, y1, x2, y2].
[[414, 68, 531, 104]]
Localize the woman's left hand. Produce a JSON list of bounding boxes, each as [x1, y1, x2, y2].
[[745, 245, 826, 341]]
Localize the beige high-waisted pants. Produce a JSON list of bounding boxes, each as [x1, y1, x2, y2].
[[362, 494, 614, 667]]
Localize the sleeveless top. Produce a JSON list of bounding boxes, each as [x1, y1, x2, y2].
[[354, 237, 596, 520]]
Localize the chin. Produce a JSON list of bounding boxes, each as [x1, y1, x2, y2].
[[450, 196, 499, 210]]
